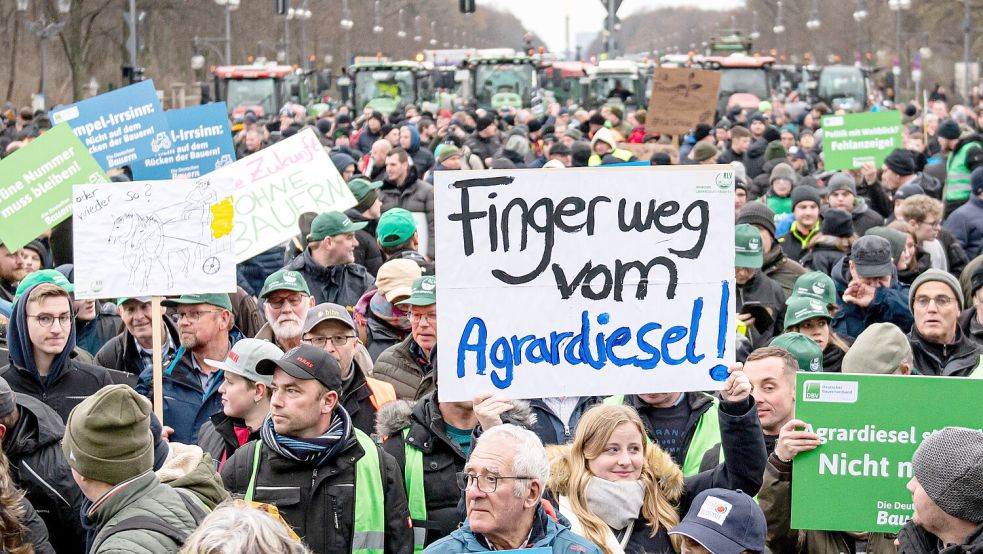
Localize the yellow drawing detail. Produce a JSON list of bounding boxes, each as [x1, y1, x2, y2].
[[210, 196, 234, 239]]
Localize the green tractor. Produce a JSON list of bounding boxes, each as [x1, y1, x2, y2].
[[343, 59, 431, 116]]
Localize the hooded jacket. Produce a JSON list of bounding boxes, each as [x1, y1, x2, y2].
[[155, 442, 230, 510], [5, 393, 86, 554], [377, 393, 536, 546], [744, 138, 769, 180], [850, 197, 885, 237], [380, 165, 436, 260], [907, 327, 983, 377], [1, 284, 115, 422], [283, 248, 376, 313], [801, 234, 852, 277], [831, 256, 914, 340], [345, 208, 384, 277], [95, 315, 180, 377], [402, 125, 436, 176]]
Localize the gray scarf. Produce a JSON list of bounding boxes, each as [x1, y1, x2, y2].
[[584, 476, 645, 530]]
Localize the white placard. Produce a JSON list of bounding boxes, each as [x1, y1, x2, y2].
[[434, 166, 736, 401], [206, 128, 357, 262], [72, 177, 236, 299]]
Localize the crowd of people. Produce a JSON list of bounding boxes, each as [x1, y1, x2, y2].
[[0, 89, 980, 554]]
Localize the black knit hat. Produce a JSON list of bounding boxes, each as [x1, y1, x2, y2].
[[820, 208, 855, 238], [791, 186, 821, 209], [693, 123, 712, 142], [884, 149, 916, 176], [737, 202, 777, 238], [937, 119, 961, 140]]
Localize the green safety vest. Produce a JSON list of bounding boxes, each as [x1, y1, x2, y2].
[[944, 141, 982, 202], [244, 429, 386, 554], [402, 429, 428, 552], [603, 394, 723, 477], [588, 148, 634, 166]]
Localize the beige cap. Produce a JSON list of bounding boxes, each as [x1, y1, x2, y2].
[[376, 259, 422, 304]]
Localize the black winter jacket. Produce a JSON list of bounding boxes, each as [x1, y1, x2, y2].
[[94, 316, 180, 377], [5, 394, 84, 554], [1, 358, 114, 422], [379, 166, 436, 260], [221, 426, 413, 554], [284, 249, 376, 313], [897, 520, 983, 554], [346, 208, 385, 277], [736, 270, 787, 348], [908, 327, 983, 377], [198, 413, 258, 471]]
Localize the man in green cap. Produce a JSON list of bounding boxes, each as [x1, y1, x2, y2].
[[381, 147, 436, 259], [374, 276, 437, 398], [136, 293, 241, 444], [283, 210, 376, 313], [770, 332, 823, 373], [255, 269, 314, 351], [735, 223, 787, 348], [345, 177, 385, 276], [377, 208, 432, 275]]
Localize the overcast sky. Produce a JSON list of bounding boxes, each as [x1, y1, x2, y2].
[[484, 0, 745, 54]]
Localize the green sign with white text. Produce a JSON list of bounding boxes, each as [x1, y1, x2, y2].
[[822, 111, 903, 171], [0, 124, 109, 251], [791, 372, 983, 533]]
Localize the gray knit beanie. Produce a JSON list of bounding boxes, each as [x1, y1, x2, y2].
[[912, 427, 983, 523], [909, 268, 964, 311], [737, 202, 777, 238]]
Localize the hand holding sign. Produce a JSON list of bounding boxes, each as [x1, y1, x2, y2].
[[473, 393, 515, 430], [775, 419, 822, 462], [720, 365, 753, 403]]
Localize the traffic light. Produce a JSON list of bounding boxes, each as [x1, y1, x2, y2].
[[121, 65, 145, 84], [459, 0, 475, 14], [275, 0, 289, 16]]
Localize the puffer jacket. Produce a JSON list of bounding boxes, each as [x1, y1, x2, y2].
[[831, 256, 913, 340], [284, 248, 376, 313], [377, 393, 536, 546], [221, 421, 413, 554], [758, 453, 898, 554], [155, 442, 230, 510], [380, 165, 436, 259], [5, 394, 85, 554], [345, 208, 385, 277], [423, 503, 602, 554], [908, 327, 983, 377], [374, 335, 430, 399], [763, 244, 807, 297], [89, 471, 205, 554]]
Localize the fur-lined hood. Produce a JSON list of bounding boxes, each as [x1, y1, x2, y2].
[[375, 394, 537, 439], [544, 443, 685, 504]]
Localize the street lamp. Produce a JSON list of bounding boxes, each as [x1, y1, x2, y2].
[[430, 21, 438, 46], [372, 1, 383, 34], [889, 0, 912, 99], [806, 0, 821, 31], [750, 10, 760, 40], [414, 15, 422, 43], [397, 8, 406, 38], [772, 1, 785, 35], [17, 0, 70, 105], [340, 0, 353, 30]]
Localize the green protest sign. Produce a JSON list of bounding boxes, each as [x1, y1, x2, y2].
[[821, 111, 903, 170], [791, 372, 983, 533], [0, 124, 109, 251]]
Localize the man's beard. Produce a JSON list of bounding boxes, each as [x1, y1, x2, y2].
[[179, 332, 200, 349], [272, 318, 302, 340]]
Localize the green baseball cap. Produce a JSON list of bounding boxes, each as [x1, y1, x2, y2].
[[259, 269, 311, 299], [377, 208, 417, 247], [308, 211, 368, 242], [791, 271, 837, 306], [347, 177, 383, 202], [116, 297, 151, 306], [160, 293, 233, 311], [396, 276, 436, 307], [735, 223, 764, 269], [783, 296, 832, 329], [13, 269, 74, 302], [770, 332, 823, 372]]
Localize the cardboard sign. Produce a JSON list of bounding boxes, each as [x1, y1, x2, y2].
[[433, 166, 736, 402], [0, 124, 109, 251], [205, 128, 357, 262], [646, 68, 721, 136], [72, 177, 236, 299], [791, 372, 983, 533], [821, 111, 903, 170], [132, 103, 236, 180], [51, 80, 170, 171]]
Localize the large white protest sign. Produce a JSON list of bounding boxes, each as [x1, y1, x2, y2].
[[72, 178, 236, 299], [205, 128, 357, 262], [434, 166, 736, 401]]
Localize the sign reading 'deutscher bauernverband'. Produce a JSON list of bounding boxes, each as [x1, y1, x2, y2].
[[821, 111, 903, 171], [0, 124, 109, 252], [132, 102, 236, 181], [51, 80, 170, 171], [433, 166, 737, 402], [791, 372, 983, 533]]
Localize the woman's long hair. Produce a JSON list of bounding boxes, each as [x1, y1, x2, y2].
[[549, 404, 684, 554], [0, 447, 32, 554]]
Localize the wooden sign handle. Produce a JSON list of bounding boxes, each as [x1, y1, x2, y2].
[[151, 296, 164, 424]]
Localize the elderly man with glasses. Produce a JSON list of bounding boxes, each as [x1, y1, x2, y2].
[[301, 302, 395, 435], [256, 269, 315, 351], [136, 293, 243, 443], [375, 276, 437, 399], [907, 269, 983, 377]]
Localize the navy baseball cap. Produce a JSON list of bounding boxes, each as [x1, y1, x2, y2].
[[669, 489, 766, 554]]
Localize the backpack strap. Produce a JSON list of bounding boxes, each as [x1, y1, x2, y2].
[[93, 517, 189, 550]]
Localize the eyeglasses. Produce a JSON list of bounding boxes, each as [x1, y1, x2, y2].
[[266, 294, 307, 309], [409, 312, 436, 324], [455, 472, 534, 493], [303, 335, 357, 348], [175, 310, 222, 322], [27, 313, 72, 328], [920, 220, 942, 229], [913, 295, 955, 308]]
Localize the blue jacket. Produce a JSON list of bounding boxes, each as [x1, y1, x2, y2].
[[831, 256, 913, 340], [137, 329, 243, 444], [423, 503, 602, 554], [942, 196, 983, 260], [527, 397, 603, 446]]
